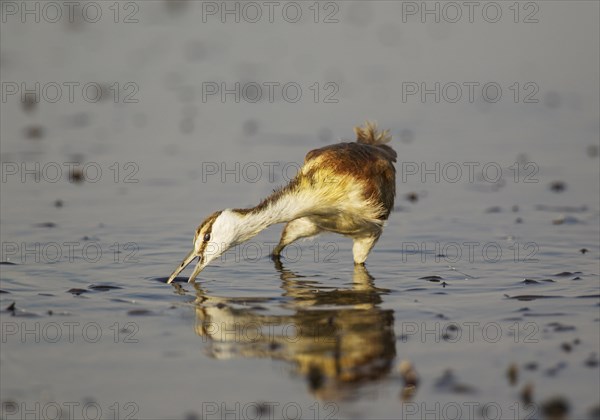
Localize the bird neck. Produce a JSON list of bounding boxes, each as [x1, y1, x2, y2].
[[232, 184, 310, 242]]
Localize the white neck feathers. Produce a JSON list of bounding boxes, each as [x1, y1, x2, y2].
[[231, 189, 314, 243]]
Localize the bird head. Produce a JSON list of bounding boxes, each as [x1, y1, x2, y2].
[[167, 210, 241, 283]]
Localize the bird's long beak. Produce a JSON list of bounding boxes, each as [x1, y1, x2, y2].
[[167, 249, 198, 284], [188, 259, 206, 283]]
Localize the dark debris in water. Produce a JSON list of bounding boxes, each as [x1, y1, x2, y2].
[[0, 290, 10, 294], [88, 284, 123, 291], [506, 363, 518, 386], [405, 192, 419, 203], [419, 275, 443, 282], [505, 294, 562, 301], [547, 322, 576, 332], [541, 396, 570, 420], [0, 261, 17, 265], [521, 383, 534, 405], [560, 342, 572, 353], [67, 288, 89, 296], [34, 222, 57, 228], [554, 271, 582, 277], [253, 402, 274, 417], [549, 181, 567, 193], [24, 125, 45, 139], [521, 279, 555, 285], [127, 309, 156, 316], [485, 206, 502, 213], [69, 168, 85, 183]]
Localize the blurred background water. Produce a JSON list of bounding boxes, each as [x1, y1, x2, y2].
[[1, 1, 599, 419]]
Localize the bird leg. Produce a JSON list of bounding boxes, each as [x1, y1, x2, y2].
[[352, 234, 381, 265], [272, 217, 322, 258]]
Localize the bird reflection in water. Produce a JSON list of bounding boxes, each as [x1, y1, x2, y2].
[[188, 261, 396, 400]]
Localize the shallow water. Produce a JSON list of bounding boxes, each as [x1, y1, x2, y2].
[[1, 1, 599, 419]]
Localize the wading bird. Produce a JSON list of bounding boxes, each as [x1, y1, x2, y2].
[[167, 122, 396, 284]]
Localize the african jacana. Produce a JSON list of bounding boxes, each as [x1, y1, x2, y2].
[[167, 122, 396, 283]]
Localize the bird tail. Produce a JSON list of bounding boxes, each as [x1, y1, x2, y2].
[[354, 121, 392, 145]]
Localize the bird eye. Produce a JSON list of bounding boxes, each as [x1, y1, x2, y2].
[[203, 233, 211, 242]]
